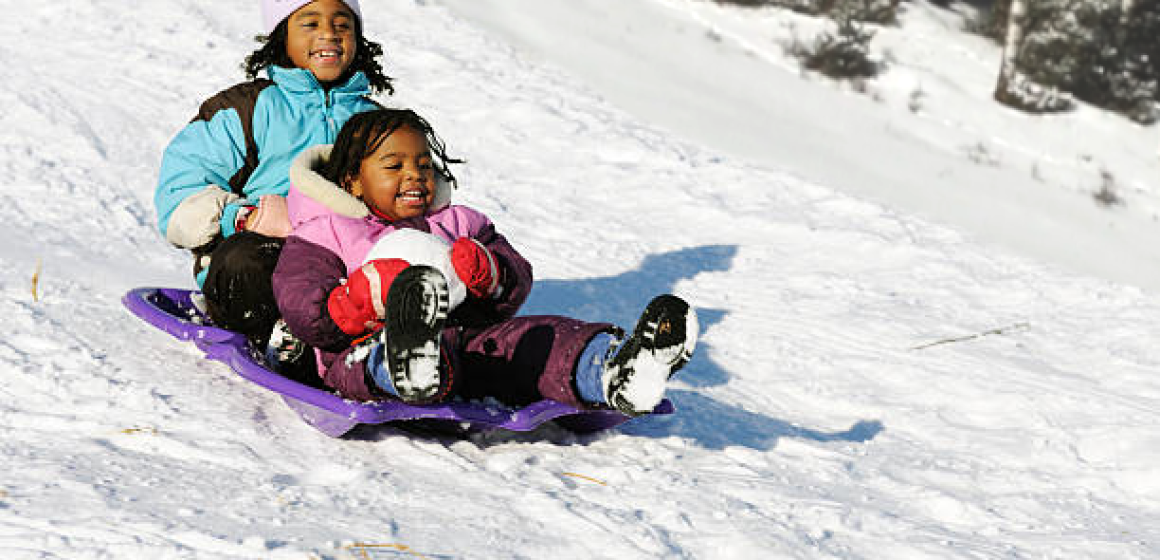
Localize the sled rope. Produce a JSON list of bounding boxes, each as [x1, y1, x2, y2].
[[910, 322, 1030, 351]]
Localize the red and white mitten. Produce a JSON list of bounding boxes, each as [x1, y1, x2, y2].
[[450, 238, 500, 298], [327, 258, 411, 336]]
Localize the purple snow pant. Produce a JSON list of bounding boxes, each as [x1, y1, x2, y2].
[[318, 315, 616, 408]]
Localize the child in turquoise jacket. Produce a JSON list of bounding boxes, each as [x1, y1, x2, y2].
[[154, 0, 390, 350]]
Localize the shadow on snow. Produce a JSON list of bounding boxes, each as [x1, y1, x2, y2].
[[621, 390, 884, 451], [527, 243, 884, 451]]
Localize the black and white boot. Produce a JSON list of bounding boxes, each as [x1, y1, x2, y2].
[[265, 318, 307, 371], [355, 265, 451, 403], [603, 294, 699, 417]]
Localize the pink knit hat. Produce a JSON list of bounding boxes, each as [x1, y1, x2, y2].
[[262, 0, 362, 33]]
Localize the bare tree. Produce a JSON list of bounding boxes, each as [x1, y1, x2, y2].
[[993, 0, 1027, 106], [990, 0, 1013, 39]]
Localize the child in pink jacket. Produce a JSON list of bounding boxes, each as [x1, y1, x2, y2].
[[272, 109, 698, 416]]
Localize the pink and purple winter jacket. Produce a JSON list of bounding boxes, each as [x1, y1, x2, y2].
[[271, 146, 612, 405]]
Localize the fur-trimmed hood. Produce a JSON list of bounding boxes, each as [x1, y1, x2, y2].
[[285, 144, 488, 278], [287, 144, 453, 226]]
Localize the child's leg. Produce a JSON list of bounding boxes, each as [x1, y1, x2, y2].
[[361, 265, 451, 404], [455, 316, 616, 408], [311, 266, 452, 403], [201, 232, 284, 347], [579, 295, 699, 416]]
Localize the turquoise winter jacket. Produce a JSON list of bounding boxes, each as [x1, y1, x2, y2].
[[154, 66, 380, 247]]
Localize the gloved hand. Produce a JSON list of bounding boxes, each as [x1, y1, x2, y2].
[[327, 258, 411, 336], [240, 195, 292, 238], [450, 238, 500, 298]]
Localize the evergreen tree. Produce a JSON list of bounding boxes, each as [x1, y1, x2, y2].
[[995, 0, 1159, 122]]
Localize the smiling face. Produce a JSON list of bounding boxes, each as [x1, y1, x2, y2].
[[285, 0, 358, 85], [349, 125, 437, 221]]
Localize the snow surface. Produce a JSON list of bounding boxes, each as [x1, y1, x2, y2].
[[1, 0, 1159, 558], [440, 0, 1160, 294]]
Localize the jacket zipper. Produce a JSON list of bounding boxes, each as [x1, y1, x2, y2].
[[324, 90, 337, 141]]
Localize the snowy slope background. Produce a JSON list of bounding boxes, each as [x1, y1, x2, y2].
[[441, 0, 1160, 294], [1, 0, 1159, 558]]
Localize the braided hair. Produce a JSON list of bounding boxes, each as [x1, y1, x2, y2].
[[242, 18, 394, 95], [322, 108, 462, 192]]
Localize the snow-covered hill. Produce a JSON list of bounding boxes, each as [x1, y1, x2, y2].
[[1, 0, 1158, 558], [441, 0, 1160, 294]]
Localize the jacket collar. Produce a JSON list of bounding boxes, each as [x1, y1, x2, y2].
[[267, 66, 371, 97], [289, 145, 369, 220]]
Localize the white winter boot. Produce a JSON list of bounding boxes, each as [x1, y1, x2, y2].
[[603, 294, 698, 416]]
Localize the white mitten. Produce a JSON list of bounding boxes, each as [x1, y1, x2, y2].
[[165, 186, 240, 248]]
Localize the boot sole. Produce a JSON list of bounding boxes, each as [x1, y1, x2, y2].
[[383, 265, 450, 403], [633, 294, 698, 372], [607, 294, 699, 416]]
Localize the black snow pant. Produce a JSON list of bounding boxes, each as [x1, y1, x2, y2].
[[201, 231, 284, 348], [199, 232, 321, 388]]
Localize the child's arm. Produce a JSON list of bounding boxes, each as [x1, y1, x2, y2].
[[449, 223, 533, 326], [155, 121, 254, 250], [155, 84, 269, 250], [272, 236, 355, 352]]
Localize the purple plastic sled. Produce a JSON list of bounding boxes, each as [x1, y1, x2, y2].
[[122, 287, 672, 437]]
